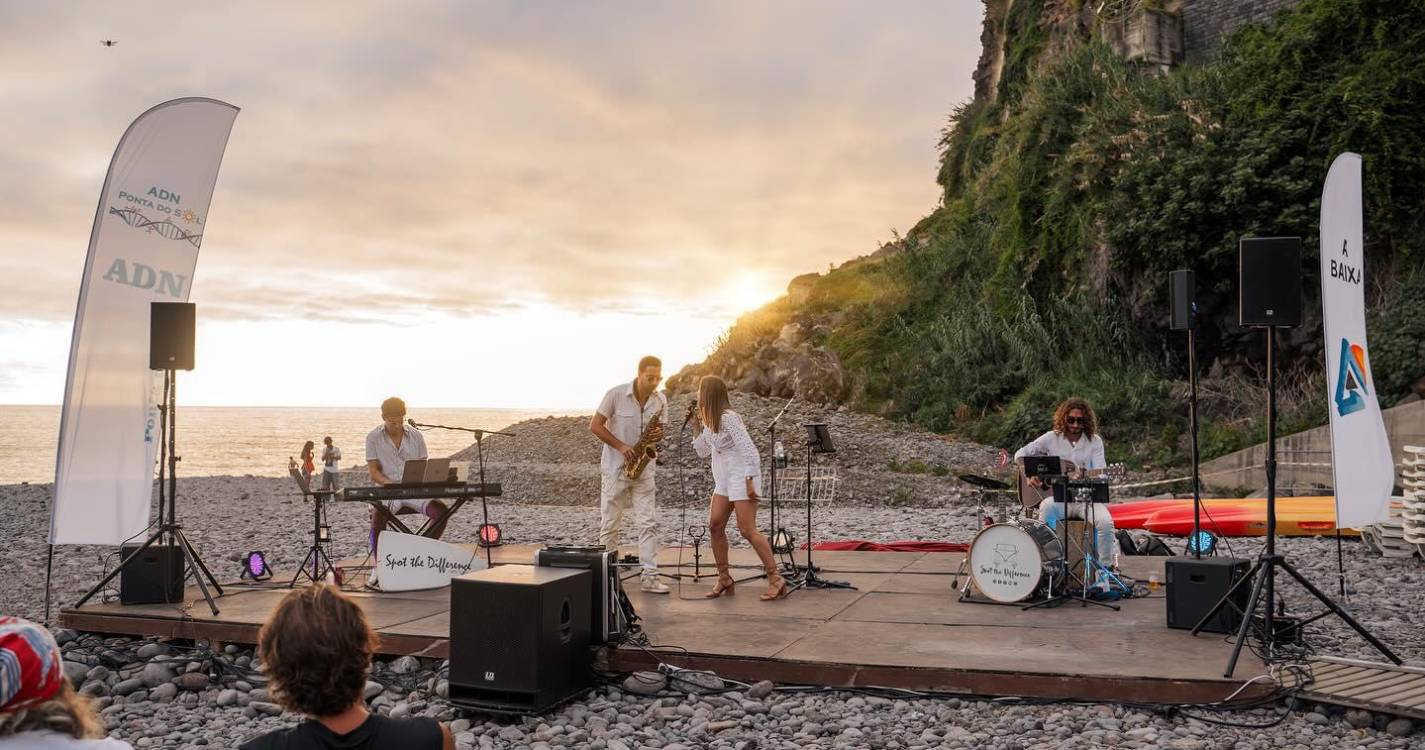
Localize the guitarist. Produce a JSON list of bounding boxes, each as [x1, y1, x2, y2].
[[1014, 397, 1120, 569]]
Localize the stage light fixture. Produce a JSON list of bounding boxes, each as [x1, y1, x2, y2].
[[241, 551, 271, 581], [1185, 530, 1217, 556], [771, 529, 795, 555], [477, 523, 503, 548]]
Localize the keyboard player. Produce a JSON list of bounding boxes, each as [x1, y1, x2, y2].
[[364, 396, 450, 588]]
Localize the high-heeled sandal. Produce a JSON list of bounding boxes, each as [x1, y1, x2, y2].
[[760, 571, 788, 601], [704, 567, 735, 598]]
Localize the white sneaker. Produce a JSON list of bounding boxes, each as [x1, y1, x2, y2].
[[640, 574, 670, 594]]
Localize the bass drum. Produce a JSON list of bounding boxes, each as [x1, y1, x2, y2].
[[967, 519, 1064, 603]]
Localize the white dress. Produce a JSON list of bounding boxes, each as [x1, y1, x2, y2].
[[692, 410, 762, 501]]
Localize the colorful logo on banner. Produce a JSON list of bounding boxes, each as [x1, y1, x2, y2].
[[1334, 338, 1370, 417]]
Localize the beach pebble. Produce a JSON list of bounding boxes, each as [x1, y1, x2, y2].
[[391, 655, 421, 674], [251, 701, 284, 716], [746, 680, 774, 699], [63, 661, 90, 686], [623, 671, 666, 696], [139, 663, 174, 688], [364, 680, 385, 700]]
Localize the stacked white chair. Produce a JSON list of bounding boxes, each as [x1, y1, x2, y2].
[[1403, 446, 1425, 554]]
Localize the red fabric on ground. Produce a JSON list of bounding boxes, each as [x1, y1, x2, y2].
[[810, 540, 969, 552]]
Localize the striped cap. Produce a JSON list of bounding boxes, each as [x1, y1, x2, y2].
[[0, 616, 64, 711]]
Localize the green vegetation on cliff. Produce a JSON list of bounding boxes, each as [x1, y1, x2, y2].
[[705, 0, 1425, 466]]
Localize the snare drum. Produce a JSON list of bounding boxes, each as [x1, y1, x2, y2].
[[967, 519, 1064, 603]]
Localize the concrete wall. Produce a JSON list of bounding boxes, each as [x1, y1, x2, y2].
[[1201, 399, 1425, 494], [1181, 0, 1304, 63]]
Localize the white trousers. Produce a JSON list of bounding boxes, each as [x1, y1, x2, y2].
[[599, 471, 658, 575], [1038, 498, 1120, 567]]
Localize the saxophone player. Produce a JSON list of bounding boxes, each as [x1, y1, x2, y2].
[[590, 356, 669, 593]]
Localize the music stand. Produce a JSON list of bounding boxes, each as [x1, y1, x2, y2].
[[288, 468, 339, 587], [787, 423, 853, 593]]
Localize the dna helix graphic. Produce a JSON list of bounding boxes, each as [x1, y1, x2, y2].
[[108, 207, 204, 248]]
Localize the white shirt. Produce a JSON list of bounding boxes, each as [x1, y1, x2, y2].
[[595, 381, 667, 476], [692, 410, 761, 482], [365, 425, 428, 482], [1014, 430, 1105, 472], [322, 444, 341, 473]]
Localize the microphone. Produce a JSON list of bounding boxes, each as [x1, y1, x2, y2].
[[681, 400, 699, 429], [407, 418, 420, 428]]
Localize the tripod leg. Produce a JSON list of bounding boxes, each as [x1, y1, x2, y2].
[[1278, 559, 1402, 665], [74, 528, 165, 608], [172, 530, 220, 615], [1222, 562, 1271, 678], [289, 546, 319, 588], [177, 529, 225, 596]]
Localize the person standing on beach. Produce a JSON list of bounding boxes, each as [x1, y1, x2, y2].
[[364, 397, 449, 589], [589, 356, 668, 594], [320, 436, 341, 492], [299, 441, 316, 487]]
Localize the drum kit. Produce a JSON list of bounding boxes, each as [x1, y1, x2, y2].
[[956, 472, 1129, 608]]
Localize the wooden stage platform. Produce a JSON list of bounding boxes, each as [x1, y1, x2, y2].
[[60, 545, 1271, 705]]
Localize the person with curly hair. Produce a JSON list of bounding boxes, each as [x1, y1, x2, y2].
[[1013, 397, 1120, 568], [0, 616, 132, 748], [239, 585, 453, 750]]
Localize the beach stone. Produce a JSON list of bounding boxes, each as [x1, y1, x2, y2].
[[623, 671, 666, 696], [455, 732, 476, 749], [84, 665, 111, 682], [53, 628, 78, 645], [706, 720, 738, 733], [746, 680, 774, 699], [1304, 712, 1329, 725], [1345, 709, 1372, 728], [1386, 718, 1414, 736], [112, 678, 145, 697], [216, 689, 239, 707], [136, 643, 167, 659], [391, 655, 421, 674], [149, 682, 178, 701], [364, 680, 385, 700], [175, 672, 210, 691], [390, 702, 411, 720], [676, 670, 724, 693], [63, 660, 90, 686], [252, 701, 284, 716], [449, 719, 471, 733], [140, 662, 175, 688], [79, 679, 108, 697]]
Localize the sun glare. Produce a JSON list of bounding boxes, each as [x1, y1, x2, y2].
[[726, 274, 781, 316]]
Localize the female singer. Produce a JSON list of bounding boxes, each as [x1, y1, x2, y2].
[[691, 375, 787, 601]]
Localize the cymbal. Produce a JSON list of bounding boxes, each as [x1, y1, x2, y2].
[[958, 474, 1010, 491]]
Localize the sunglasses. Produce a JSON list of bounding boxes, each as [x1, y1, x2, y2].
[[1066, 417, 1086, 425]]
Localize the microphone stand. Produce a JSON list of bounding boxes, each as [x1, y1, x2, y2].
[[409, 420, 513, 569], [766, 395, 796, 573]]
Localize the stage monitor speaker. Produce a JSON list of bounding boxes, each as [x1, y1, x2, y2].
[[1239, 237, 1302, 327], [535, 546, 625, 645], [1169, 269, 1195, 331], [449, 565, 591, 715], [150, 302, 195, 371], [119, 544, 185, 605], [1165, 556, 1250, 633]]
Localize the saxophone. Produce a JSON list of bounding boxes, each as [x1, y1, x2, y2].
[[623, 404, 665, 480]]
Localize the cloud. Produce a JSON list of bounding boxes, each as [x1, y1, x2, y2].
[[0, 2, 983, 404]]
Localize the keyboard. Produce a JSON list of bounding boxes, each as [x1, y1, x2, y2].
[[341, 483, 503, 502]]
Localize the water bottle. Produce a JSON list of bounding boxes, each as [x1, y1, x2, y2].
[[773, 440, 787, 469]]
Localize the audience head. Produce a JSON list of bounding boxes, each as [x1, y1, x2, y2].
[[258, 585, 378, 718], [0, 616, 103, 739]]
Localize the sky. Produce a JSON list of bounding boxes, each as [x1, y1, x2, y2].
[[0, 1, 983, 409]]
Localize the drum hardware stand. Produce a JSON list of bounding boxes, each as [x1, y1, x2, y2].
[[1192, 326, 1401, 676], [408, 420, 513, 570], [686, 524, 707, 581], [786, 423, 854, 594], [766, 395, 799, 577], [1023, 478, 1116, 611], [954, 474, 1010, 590], [1074, 487, 1128, 610], [75, 368, 224, 615]]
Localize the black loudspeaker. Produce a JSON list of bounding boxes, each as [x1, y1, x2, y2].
[[1169, 269, 1195, 331], [1239, 237, 1302, 327], [535, 546, 625, 645], [1165, 556, 1250, 633], [150, 302, 195, 371], [449, 565, 591, 714], [119, 544, 185, 605]]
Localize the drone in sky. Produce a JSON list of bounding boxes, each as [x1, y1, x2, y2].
[[100, 40, 117, 47]]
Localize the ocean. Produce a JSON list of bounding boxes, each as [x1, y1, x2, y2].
[[0, 405, 579, 485]]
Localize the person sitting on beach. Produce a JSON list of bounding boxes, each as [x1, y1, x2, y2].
[[364, 397, 449, 588], [0, 616, 133, 749], [239, 585, 453, 750]]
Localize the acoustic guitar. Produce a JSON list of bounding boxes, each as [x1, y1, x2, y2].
[[1017, 461, 1126, 510]]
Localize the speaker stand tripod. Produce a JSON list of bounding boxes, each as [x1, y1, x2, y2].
[[75, 370, 224, 615], [1192, 327, 1401, 675]]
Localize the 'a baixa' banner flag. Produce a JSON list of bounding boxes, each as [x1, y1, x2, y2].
[[1320, 152, 1393, 529], [51, 98, 239, 545]]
